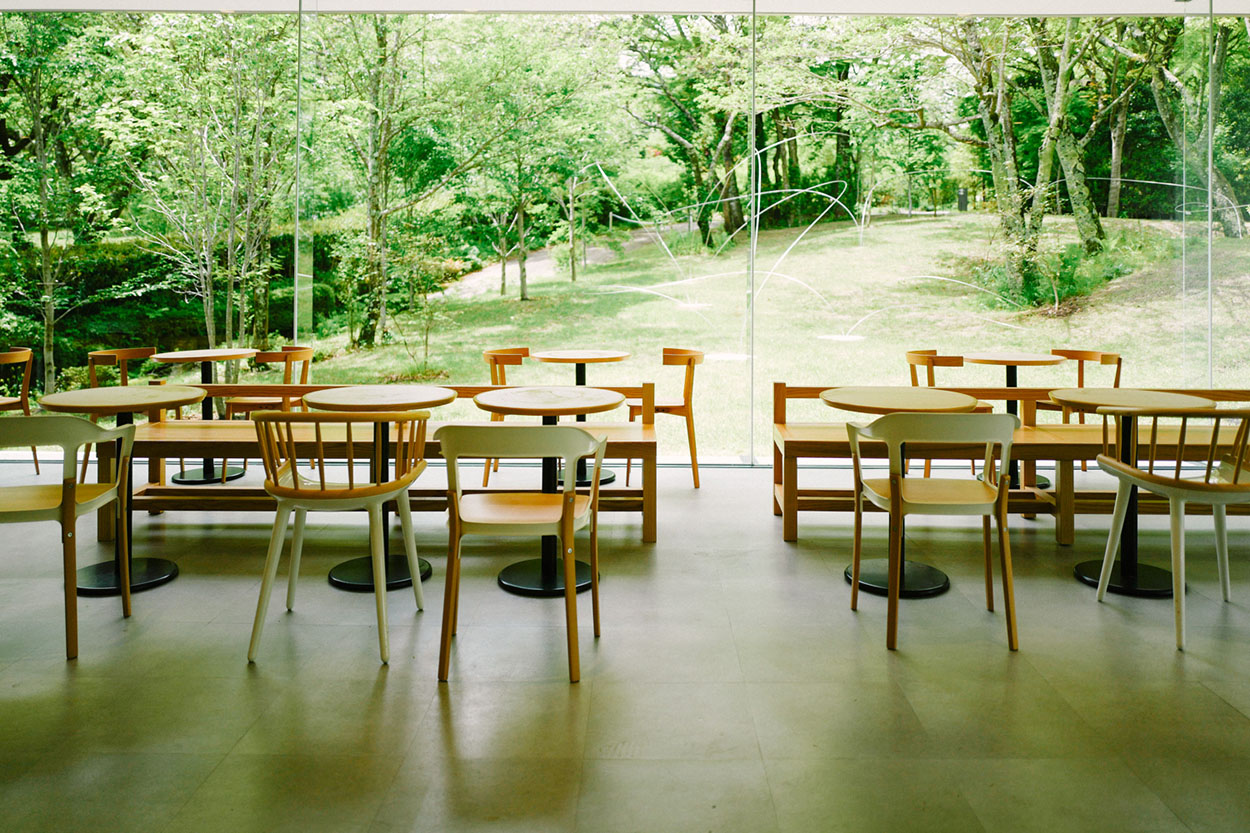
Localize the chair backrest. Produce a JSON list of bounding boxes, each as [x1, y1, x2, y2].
[[849, 412, 1019, 482], [0, 347, 34, 402], [253, 347, 314, 410], [0, 415, 134, 483], [905, 349, 964, 388], [661, 348, 703, 407], [1052, 349, 1122, 388], [1096, 406, 1250, 495], [252, 410, 429, 500], [87, 347, 158, 387], [436, 424, 606, 500], [483, 347, 529, 385]]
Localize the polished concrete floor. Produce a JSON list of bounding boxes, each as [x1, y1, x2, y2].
[[1, 460, 1249, 832]]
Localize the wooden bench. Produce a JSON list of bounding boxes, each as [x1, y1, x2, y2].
[[116, 382, 658, 543], [773, 382, 1250, 544]]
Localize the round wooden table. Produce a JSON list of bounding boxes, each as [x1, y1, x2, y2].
[[821, 385, 979, 599], [1050, 387, 1216, 598], [304, 384, 457, 592], [530, 350, 629, 486], [40, 385, 206, 595], [964, 351, 1067, 488], [474, 385, 624, 597], [152, 348, 257, 485]]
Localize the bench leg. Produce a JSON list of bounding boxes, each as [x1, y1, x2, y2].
[[1055, 460, 1074, 546], [783, 455, 798, 542], [642, 449, 656, 543], [773, 443, 783, 516], [96, 443, 116, 542]]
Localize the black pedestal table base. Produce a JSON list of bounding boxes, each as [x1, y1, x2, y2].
[[78, 557, 179, 596], [328, 554, 432, 592], [1074, 559, 1174, 598], [171, 465, 247, 485], [498, 557, 593, 597], [844, 558, 951, 598]]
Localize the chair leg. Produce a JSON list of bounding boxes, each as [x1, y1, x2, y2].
[[396, 495, 424, 610], [31, 445, 40, 475], [886, 506, 902, 651], [438, 528, 462, 682], [1170, 499, 1186, 651], [249, 503, 291, 662], [684, 412, 699, 488], [997, 495, 1018, 651], [590, 514, 601, 638], [561, 509, 580, 682], [625, 409, 635, 486], [1214, 504, 1232, 603], [982, 515, 994, 612], [61, 514, 78, 660], [482, 458, 493, 487], [850, 492, 862, 611], [369, 505, 389, 664], [1098, 479, 1133, 601], [286, 509, 307, 611], [117, 497, 132, 619]]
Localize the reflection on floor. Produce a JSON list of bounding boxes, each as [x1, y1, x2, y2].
[[1, 462, 1249, 833]]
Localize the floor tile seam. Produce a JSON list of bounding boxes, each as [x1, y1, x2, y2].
[[1196, 679, 1250, 722], [154, 750, 232, 833]]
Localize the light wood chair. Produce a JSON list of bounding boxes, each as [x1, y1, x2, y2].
[[248, 409, 429, 664], [80, 347, 159, 481], [1095, 406, 1250, 650], [848, 412, 1020, 651], [1037, 349, 1122, 470], [905, 349, 993, 476], [225, 346, 314, 418], [481, 347, 529, 486], [0, 347, 40, 473], [0, 415, 135, 659], [625, 347, 703, 488], [435, 424, 606, 682]]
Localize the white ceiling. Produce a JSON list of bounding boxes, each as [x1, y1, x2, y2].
[[0, 0, 1245, 15]]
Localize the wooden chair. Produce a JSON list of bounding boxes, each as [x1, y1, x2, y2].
[[435, 424, 606, 682], [225, 346, 314, 418], [1037, 349, 1122, 470], [1095, 406, 1250, 650], [848, 412, 1020, 650], [905, 349, 992, 476], [481, 347, 529, 486], [625, 347, 703, 487], [247, 410, 429, 664], [0, 415, 135, 659], [80, 347, 159, 481], [0, 347, 40, 473]]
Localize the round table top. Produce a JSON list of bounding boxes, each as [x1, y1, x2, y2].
[[820, 386, 979, 415], [963, 351, 1067, 367], [1049, 387, 1216, 412], [303, 384, 457, 412], [530, 349, 630, 364], [474, 385, 625, 417], [151, 348, 257, 364], [40, 384, 206, 416]]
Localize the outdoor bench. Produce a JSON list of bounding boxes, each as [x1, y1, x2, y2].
[[101, 382, 657, 543], [772, 382, 1250, 544]]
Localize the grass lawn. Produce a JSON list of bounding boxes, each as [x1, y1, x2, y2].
[[168, 211, 1250, 460]]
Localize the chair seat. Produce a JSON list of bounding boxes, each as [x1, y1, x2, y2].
[[226, 396, 283, 406], [0, 396, 21, 409], [973, 401, 995, 413], [861, 477, 998, 510], [626, 397, 684, 411], [460, 492, 591, 526], [0, 483, 116, 514]]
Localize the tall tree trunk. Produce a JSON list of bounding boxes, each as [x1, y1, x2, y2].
[[1106, 96, 1128, 218], [499, 249, 507, 296], [717, 118, 745, 237], [568, 179, 577, 283], [1055, 127, 1105, 254], [518, 205, 529, 301]]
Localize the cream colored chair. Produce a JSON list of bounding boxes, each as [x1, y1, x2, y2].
[[848, 412, 1020, 651], [248, 410, 429, 664], [0, 415, 135, 659], [626, 347, 703, 488], [481, 347, 529, 486], [1095, 406, 1250, 650], [435, 424, 606, 682]]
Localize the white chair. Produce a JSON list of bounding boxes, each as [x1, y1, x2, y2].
[[0, 415, 135, 659], [435, 424, 606, 682], [848, 412, 1020, 650], [1096, 406, 1250, 650], [248, 410, 430, 664]]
